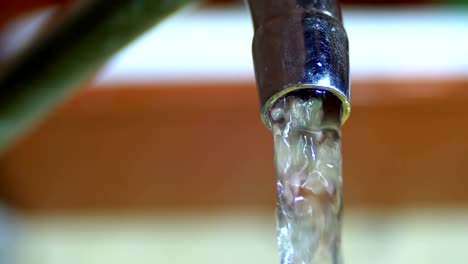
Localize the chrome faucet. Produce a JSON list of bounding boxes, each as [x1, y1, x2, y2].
[[247, 0, 350, 127], [0, 0, 350, 153]]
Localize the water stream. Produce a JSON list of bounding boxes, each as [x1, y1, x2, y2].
[[269, 90, 343, 264]]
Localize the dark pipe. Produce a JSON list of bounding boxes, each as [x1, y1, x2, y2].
[[0, 0, 193, 154]]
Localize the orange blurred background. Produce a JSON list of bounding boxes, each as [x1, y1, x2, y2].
[[1, 1, 468, 264]]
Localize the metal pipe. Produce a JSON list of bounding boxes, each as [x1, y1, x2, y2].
[[247, 0, 351, 128]]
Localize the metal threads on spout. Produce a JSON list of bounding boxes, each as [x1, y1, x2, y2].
[[247, 0, 351, 128]]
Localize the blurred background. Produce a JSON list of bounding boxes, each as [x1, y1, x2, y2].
[[1, 0, 468, 263]]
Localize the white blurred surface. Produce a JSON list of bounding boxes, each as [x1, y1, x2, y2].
[[95, 7, 468, 85], [12, 209, 468, 264], [2, 7, 467, 85]]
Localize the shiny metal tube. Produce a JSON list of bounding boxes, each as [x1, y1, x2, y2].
[[247, 0, 351, 128]]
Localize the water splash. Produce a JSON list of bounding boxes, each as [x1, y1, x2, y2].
[[270, 91, 343, 264]]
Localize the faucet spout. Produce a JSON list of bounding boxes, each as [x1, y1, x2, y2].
[[246, 0, 351, 128]]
